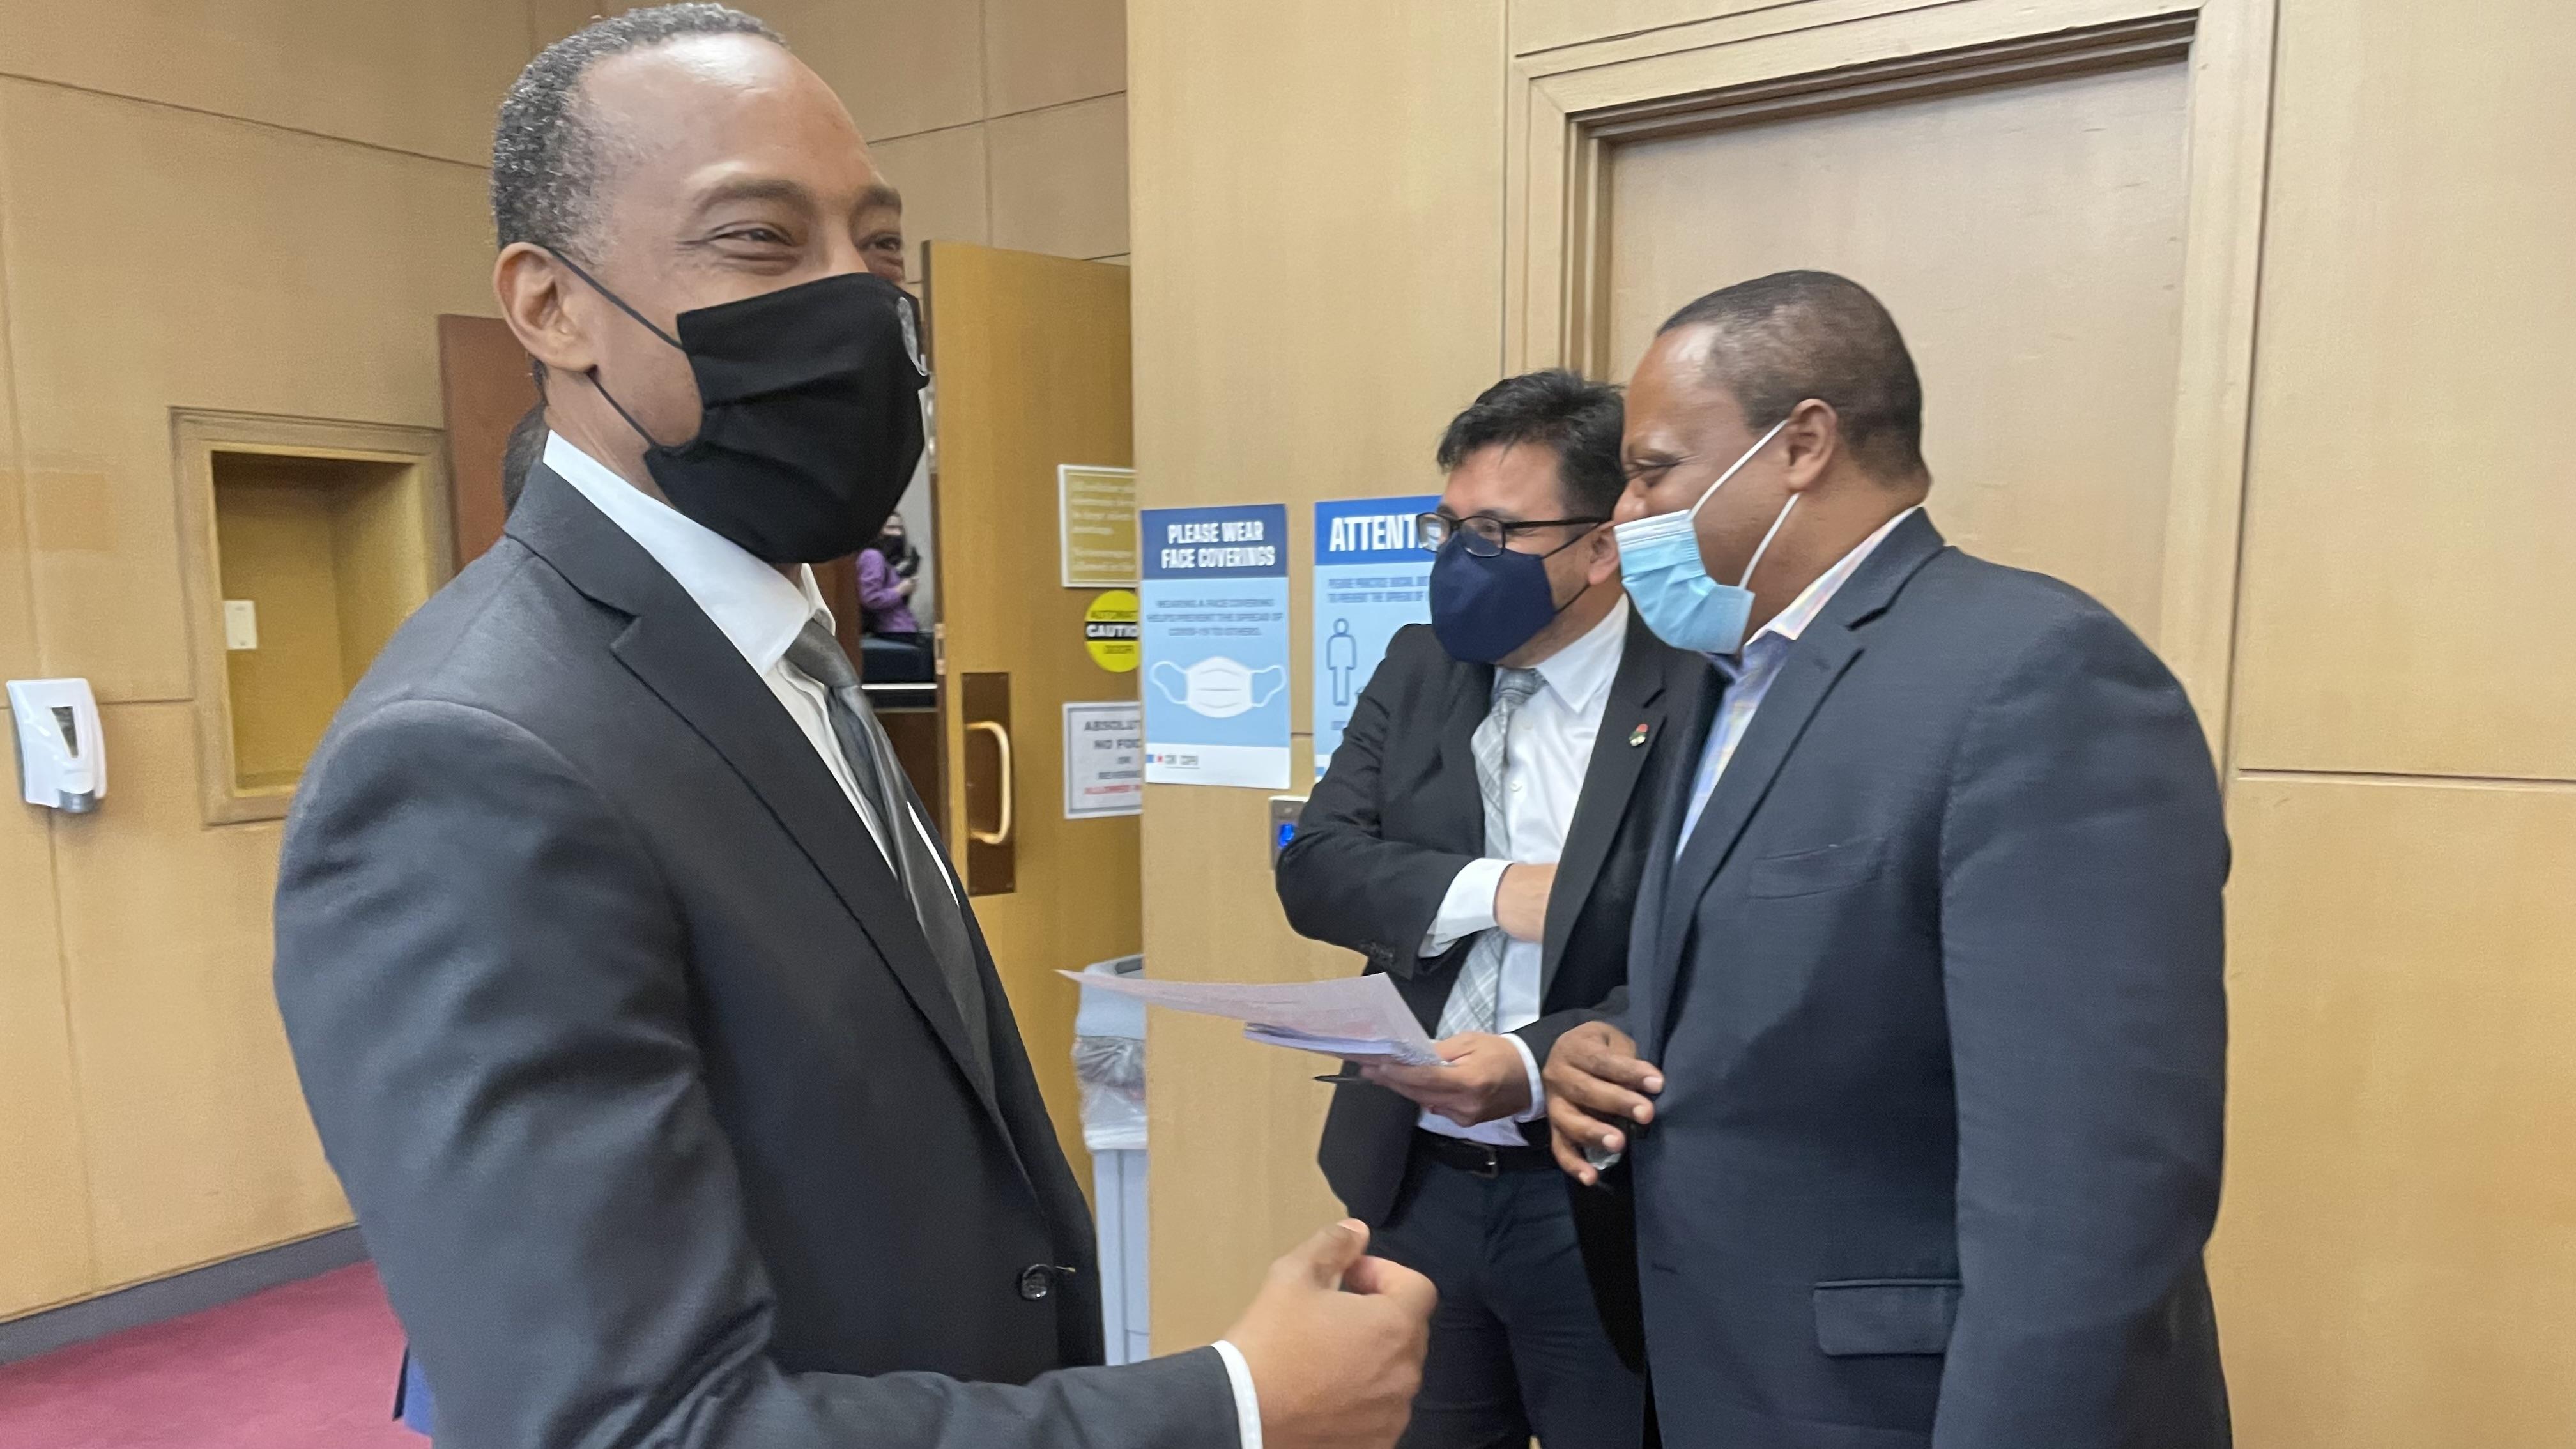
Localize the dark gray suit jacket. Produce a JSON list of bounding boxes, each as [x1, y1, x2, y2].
[[1278, 612, 1705, 1368], [1623, 512, 2230, 1448], [272, 470, 1236, 1448]]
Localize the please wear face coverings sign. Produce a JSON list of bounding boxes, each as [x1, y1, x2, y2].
[[1140, 503, 1292, 788]]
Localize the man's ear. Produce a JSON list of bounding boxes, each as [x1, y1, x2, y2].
[[1779, 397, 1841, 494], [1584, 522, 1622, 587], [494, 243, 597, 378]]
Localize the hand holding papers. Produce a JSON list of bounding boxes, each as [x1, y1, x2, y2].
[[1054, 970, 1444, 1068]]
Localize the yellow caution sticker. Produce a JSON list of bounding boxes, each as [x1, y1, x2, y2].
[[1084, 589, 1141, 673]]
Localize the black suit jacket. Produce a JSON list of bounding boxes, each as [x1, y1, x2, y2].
[[1275, 610, 1704, 1367], [272, 470, 1234, 1449], [1625, 511, 2231, 1448]]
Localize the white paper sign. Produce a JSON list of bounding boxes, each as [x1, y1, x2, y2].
[[1063, 701, 1143, 818]]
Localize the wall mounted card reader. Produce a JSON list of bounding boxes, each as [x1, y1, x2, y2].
[[9, 678, 105, 814], [1269, 795, 1307, 866]]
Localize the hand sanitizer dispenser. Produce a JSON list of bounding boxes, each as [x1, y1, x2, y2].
[[9, 678, 105, 814]]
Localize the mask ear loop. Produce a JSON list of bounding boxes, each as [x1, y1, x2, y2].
[[1684, 417, 1793, 525], [541, 246, 691, 450]]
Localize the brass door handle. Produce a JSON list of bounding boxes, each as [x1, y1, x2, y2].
[[966, 719, 1014, 845]]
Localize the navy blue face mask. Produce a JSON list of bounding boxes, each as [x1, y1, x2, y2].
[[1428, 527, 1600, 665]]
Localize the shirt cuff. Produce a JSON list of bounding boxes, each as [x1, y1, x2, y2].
[[1211, 1339, 1264, 1449], [1505, 1031, 1547, 1122], [1420, 857, 1510, 956]]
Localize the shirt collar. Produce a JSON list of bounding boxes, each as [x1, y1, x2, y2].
[[1528, 596, 1629, 715], [542, 432, 827, 673], [1731, 504, 1922, 661]]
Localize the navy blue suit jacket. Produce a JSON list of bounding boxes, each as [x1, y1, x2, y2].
[[1621, 512, 2231, 1448]]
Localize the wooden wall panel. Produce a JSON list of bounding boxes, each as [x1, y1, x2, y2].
[[0, 0, 528, 165], [1512, 0, 1780, 56], [2214, 776, 2576, 1448], [988, 96, 1129, 261], [1129, 0, 1508, 1352], [0, 133, 31, 685], [763, 0, 987, 144], [0, 80, 492, 704], [1604, 60, 2190, 643], [985, 0, 1125, 116], [869, 123, 992, 282], [50, 704, 347, 1289], [0, 767, 95, 1319], [2231, 0, 2576, 779], [528, 0, 604, 49]]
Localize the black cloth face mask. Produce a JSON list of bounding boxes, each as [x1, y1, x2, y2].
[[551, 251, 929, 565]]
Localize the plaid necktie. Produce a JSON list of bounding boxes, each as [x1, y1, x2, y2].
[[1438, 667, 1545, 1038]]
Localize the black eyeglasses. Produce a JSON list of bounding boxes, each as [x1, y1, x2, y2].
[[1414, 512, 1610, 558]]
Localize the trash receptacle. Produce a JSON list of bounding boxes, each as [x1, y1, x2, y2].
[[1073, 955, 1149, 1365]]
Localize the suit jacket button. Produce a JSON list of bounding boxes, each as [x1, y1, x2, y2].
[[1018, 1265, 1055, 1301]]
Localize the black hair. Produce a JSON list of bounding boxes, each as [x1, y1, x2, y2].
[[1658, 270, 1926, 480], [491, 4, 786, 261], [498, 403, 548, 511], [1434, 368, 1627, 518]]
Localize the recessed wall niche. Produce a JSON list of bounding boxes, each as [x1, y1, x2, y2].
[[174, 411, 454, 824]]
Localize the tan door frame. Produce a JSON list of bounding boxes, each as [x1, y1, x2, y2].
[[1505, 0, 2279, 765]]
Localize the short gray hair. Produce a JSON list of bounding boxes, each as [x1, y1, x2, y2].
[[490, 4, 786, 259]]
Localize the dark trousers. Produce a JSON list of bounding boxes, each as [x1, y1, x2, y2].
[[1373, 1135, 1647, 1449]]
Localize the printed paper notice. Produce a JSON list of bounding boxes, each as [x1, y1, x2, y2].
[[1140, 503, 1292, 789], [1059, 465, 1138, 588], [1312, 494, 1437, 778], [1063, 701, 1143, 818]]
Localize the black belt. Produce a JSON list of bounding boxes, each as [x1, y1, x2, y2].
[[1414, 1128, 1555, 1178]]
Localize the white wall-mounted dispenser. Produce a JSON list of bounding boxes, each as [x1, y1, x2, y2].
[[8, 678, 105, 813]]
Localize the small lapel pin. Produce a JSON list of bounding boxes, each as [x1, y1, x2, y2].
[[1628, 723, 1650, 747]]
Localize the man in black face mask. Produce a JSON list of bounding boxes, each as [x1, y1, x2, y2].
[[270, 8, 1430, 1449], [1275, 370, 1706, 1449]]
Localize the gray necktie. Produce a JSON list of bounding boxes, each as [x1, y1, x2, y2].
[[785, 618, 992, 1085], [1438, 667, 1546, 1038]]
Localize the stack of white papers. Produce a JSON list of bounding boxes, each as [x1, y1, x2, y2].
[[1055, 970, 1445, 1068]]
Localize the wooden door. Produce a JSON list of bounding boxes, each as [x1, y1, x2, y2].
[[1603, 60, 2191, 648], [923, 242, 1139, 1186], [435, 314, 538, 568]]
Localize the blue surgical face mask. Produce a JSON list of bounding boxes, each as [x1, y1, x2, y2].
[[1613, 418, 1794, 655], [1427, 527, 1596, 665]]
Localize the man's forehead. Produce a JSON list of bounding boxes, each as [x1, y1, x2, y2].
[[1631, 328, 1738, 422], [580, 34, 879, 200]]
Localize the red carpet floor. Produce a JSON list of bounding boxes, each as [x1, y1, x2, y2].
[[0, 1264, 417, 1449]]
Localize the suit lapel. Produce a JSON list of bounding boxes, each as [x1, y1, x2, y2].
[[1436, 659, 1496, 852], [1647, 512, 1949, 1052], [509, 470, 1009, 1129], [1634, 659, 1719, 1062], [1538, 613, 1669, 997]]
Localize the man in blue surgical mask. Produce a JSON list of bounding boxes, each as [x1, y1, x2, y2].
[[1278, 369, 1708, 1449], [1546, 271, 2231, 1448]]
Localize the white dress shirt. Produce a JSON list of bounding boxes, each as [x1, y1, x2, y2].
[[1418, 598, 1631, 1146], [546, 435, 1263, 1441], [1679, 507, 1921, 843]]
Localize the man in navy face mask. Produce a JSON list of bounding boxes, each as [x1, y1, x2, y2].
[[1279, 370, 1708, 1449]]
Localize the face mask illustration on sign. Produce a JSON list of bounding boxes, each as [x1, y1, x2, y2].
[[1151, 657, 1287, 719]]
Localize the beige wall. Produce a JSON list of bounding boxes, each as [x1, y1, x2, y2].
[[0, 0, 1121, 1322], [0, 1, 519, 1321], [1130, 1, 2576, 1443], [812, 0, 1132, 277]]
